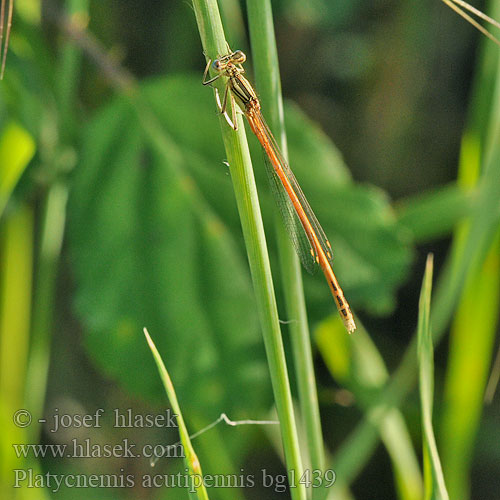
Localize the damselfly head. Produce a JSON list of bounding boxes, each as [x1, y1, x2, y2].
[[212, 59, 225, 72]]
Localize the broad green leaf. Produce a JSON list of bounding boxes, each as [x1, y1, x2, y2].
[[68, 81, 268, 417], [0, 122, 35, 217], [417, 255, 449, 500]]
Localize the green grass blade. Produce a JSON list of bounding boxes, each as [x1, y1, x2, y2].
[[191, 2, 306, 497], [143, 328, 209, 500], [25, 183, 68, 444], [418, 255, 449, 500], [246, 0, 326, 480], [440, 1, 500, 492], [441, 233, 500, 499], [0, 206, 34, 491], [24, 0, 87, 445], [0, 122, 36, 218]]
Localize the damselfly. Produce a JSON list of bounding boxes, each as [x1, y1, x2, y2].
[[203, 49, 356, 333]]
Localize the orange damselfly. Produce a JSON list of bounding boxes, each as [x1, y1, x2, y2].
[[203, 49, 356, 333]]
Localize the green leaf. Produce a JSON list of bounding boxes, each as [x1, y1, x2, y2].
[[68, 78, 268, 417], [417, 254, 449, 500]]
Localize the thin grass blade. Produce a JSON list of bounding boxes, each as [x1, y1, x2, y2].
[[0, 206, 34, 485], [418, 255, 449, 500], [143, 328, 209, 500], [192, 1, 307, 497], [441, 233, 500, 498], [246, 0, 327, 486], [440, 0, 500, 494]]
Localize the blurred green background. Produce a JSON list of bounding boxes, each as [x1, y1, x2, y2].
[[1, 0, 499, 499]]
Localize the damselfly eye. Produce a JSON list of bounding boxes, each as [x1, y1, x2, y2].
[[232, 50, 246, 64], [212, 60, 222, 71]]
